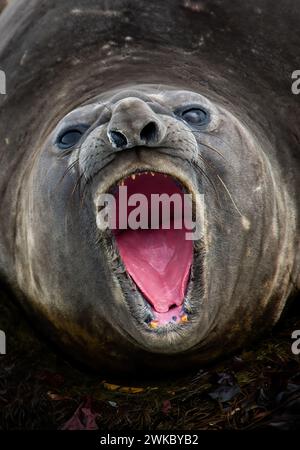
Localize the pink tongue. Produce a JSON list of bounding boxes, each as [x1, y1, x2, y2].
[[115, 228, 192, 313]]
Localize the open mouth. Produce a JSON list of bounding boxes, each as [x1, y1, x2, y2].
[[97, 171, 196, 329]]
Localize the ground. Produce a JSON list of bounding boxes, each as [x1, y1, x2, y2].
[[0, 287, 300, 430]]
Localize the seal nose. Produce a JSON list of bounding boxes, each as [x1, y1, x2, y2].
[[107, 97, 165, 150]]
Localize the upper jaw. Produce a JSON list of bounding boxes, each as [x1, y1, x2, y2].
[[92, 157, 200, 201]]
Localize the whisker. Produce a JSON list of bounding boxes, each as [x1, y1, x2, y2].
[[59, 158, 79, 181], [164, 129, 243, 216], [79, 155, 116, 208], [216, 175, 243, 217], [199, 130, 232, 152], [197, 140, 226, 161], [190, 158, 221, 206], [71, 171, 85, 197], [53, 158, 80, 195], [171, 128, 226, 160], [157, 148, 220, 204], [192, 130, 231, 155]]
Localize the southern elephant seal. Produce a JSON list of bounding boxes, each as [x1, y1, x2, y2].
[[0, 0, 299, 373]]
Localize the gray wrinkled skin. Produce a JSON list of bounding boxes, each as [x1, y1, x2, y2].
[[0, 0, 299, 373]]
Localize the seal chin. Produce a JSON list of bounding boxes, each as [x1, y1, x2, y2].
[[94, 165, 203, 343]]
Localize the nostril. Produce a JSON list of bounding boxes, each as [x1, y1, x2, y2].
[[140, 121, 158, 143], [109, 130, 128, 148]]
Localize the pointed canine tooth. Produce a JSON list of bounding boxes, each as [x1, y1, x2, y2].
[[131, 174, 136, 180], [151, 172, 155, 176], [145, 171, 148, 175], [181, 314, 188, 323], [149, 320, 159, 329], [120, 180, 124, 186]]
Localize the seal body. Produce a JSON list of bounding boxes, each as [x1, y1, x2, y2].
[[0, 0, 299, 373]]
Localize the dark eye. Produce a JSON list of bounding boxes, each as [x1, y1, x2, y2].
[[175, 106, 209, 127], [57, 125, 88, 149]]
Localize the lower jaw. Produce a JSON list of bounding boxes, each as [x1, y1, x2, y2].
[[101, 229, 202, 333]]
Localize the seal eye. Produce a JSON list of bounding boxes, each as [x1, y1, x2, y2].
[[181, 107, 208, 126], [174, 105, 210, 128], [57, 125, 88, 149]]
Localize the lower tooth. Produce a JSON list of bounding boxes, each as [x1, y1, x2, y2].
[[149, 320, 159, 329]]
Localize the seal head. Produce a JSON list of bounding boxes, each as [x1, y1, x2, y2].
[[14, 85, 297, 371]]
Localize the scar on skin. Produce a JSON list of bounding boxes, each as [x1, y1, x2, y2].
[[241, 216, 251, 230]]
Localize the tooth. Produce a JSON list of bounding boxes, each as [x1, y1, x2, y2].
[[131, 174, 136, 180], [149, 320, 159, 329], [180, 314, 188, 323], [120, 180, 124, 186], [145, 171, 148, 175], [151, 172, 155, 176]]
